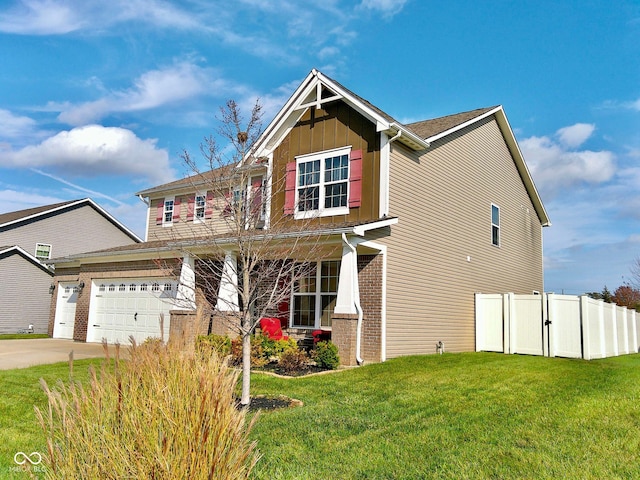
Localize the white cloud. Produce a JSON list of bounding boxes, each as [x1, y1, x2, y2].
[[55, 62, 218, 125], [359, 0, 408, 18], [0, 0, 205, 35], [555, 123, 595, 148], [520, 124, 616, 199], [0, 0, 84, 35], [0, 125, 174, 184], [0, 109, 38, 139], [0, 189, 66, 213]]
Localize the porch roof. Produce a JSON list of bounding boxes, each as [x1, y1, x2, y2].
[[50, 217, 398, 267]]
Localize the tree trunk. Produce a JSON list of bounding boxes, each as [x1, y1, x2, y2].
[[240, 325, 251, 406]]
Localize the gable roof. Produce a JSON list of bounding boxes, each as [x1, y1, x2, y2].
[[136, 164, 239, 197], [0, 245, 55, 275], [0, 198, 142, 242], [405, 106, 499, 140], [250, 69, 549, 226]]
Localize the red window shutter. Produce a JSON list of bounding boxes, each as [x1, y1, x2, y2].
[[349, 149, 363, 208], [284, 162, 296, 215], [251, 177, 263, 216], [205, 191, 214, 219], [222, 191, 232, 217], [173, 197, 181, 222], [186, 196, 195, 221], [156, 200, 164, 225]]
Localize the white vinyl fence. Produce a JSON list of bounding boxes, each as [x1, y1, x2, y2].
[[476, 293, 639, 359]]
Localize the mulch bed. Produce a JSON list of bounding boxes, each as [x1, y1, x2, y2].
[[240, 395, 303, 412]]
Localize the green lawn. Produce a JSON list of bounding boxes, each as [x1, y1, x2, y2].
[[2, 353, 640, 479], [0, 334, 50, 340]]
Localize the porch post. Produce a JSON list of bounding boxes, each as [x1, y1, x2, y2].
[[334, 241, 358, 315], [216, 251, 239, 312], [332, 236, 360, 366], [174, 253, 196, 310]]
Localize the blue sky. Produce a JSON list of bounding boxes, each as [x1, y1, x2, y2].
[[0, 0, 638, 295]]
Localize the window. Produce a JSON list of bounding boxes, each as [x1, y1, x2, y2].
[[295, 147, 350, 218], [35, 243, 51, 261], [292, 260, 340, 328], [163, 197, 174, 225], [491, 204, 500, 246], [129, 284, 137, 292], [195, 193, 206, 220]]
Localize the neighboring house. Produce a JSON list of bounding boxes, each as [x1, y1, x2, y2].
[[49, 70, 550, 364], [0, 199, 140, 334]]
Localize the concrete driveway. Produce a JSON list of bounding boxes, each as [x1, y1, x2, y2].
[[0, 339, 121, 370]]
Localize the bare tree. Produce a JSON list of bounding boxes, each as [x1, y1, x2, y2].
[[164, 100, 327, 406], [630, 257, 640, 290]]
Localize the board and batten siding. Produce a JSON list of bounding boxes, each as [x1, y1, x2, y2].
[[0, 252, 52, 333], [382, 116, 544, 357], [0, 204, 136, 259], [270, 101, 381, 227]]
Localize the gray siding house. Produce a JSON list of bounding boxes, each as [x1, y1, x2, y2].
[[50, 70, 550, 364], [0, 199, 140, 334]]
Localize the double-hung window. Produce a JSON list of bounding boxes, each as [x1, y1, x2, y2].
[[491, 204, 500, 246], [295, 147, 350, 218], [163, 197, 174, 226], [291, 260, 340, 329], [194, 193, 206, 221]]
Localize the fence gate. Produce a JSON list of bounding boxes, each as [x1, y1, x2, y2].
[[476, 293, 640, 360]]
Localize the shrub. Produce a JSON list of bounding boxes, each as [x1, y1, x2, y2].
[[312, 341, 340, 370], [196, 333, 232, 357], [277, 348, 310, 376], [36, 340, 259, 479], [231, 336, 268, 368], [258, 336, 298, 360]]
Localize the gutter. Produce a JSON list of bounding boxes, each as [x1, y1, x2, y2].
[[342, 233, 363, 365]]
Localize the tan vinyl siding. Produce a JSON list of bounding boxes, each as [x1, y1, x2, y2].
[[383, 116, 544, 358], [0, 204, 136, 259], [0, 253, 52, 334], [270, 101, 381, 227], [146, 194, 233, 241]]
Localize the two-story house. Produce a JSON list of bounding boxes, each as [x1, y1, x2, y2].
[[49, 70, 550, 364], [0, 198, 140, 334]]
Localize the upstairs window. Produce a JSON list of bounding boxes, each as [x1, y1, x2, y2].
[[163, 197, 174, 226], [35, 243, 51, 261], [491, 204, 500, 246], [195, 194, 206, 220], [285, 147, 362, 219]]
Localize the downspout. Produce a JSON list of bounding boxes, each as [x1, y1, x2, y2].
[[388, 129, 402, 144], [138, 195, 150, 242], [342, 233, 364, 365]]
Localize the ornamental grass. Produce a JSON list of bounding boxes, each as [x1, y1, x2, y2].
[[35, 338, 259, 479]]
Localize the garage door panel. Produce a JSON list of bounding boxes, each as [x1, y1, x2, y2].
[[87, 279, 176, 344]]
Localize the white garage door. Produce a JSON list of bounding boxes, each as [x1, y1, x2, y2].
[[87, 279, 177, 345], [53, 283, 78, 339]]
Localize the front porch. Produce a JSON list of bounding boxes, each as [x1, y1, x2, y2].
[[172, 237, 386, 366]]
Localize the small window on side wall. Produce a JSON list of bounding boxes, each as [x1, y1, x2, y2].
[[491, 204, 500, 247], [35, 243, 51, 261]]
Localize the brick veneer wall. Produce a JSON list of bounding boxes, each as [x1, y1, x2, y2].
[[49, 260, 179, 342], [331, 253, 383, 366], [358, 254, 383, 363]]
